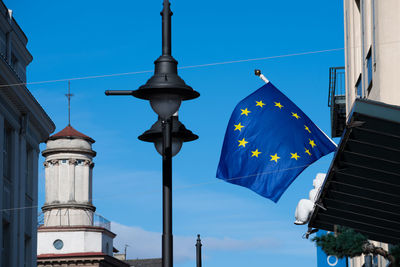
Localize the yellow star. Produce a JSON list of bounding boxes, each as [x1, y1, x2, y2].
[[304, 125, 311, 133], [305, 148, 312, 156], [270, 153, 280, 163], [251, 149, 261, 158], [238, 138, 248, 148], [290, 152, 300, 160], [291, 112, 300, 119], [234, 122, 244, 131], [274, 102, 283, 109], [241, 108, 251, 116], [256, 101, 265, 108], [309, 139, 316, 148]]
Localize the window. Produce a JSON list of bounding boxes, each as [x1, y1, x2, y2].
[[53, 239, 64, 250], [3, 124, 12, 221], [3, 125, 12, 181], [372, 255, 378, 267], [25, 146, 33, 198], [24, 197, 32, 234], [24, 235, 31, 267], [355, 0, 361, 11], [11, 53, 18, 71], [366, 48, 373, 93], [0, 28, 6, 57], [2, 221, 10, 267], [355, 74, 362, 98], [372, 0, 376, 70], [25, 146, 34, 240]]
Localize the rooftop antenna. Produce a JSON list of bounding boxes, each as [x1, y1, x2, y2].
[[196, 234, 202, 267], [124, 244, 129, 260], [65, 81, 74, 126]]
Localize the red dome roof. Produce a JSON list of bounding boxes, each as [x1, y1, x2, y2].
[[48, 125, 95, 143]]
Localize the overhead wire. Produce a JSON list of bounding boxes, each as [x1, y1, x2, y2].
[[0, 47, 344, 89]]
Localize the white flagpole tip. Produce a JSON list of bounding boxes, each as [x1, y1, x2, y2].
[[254, 69, 269, 84]]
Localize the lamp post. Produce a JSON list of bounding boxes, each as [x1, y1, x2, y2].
[[105, 1, 199, 266]]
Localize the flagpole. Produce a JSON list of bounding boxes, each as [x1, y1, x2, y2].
[[254, 69, 269, 84]]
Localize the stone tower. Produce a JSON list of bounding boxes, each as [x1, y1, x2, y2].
[[37, 125, 127, 266], [41, 125, 96, 227]]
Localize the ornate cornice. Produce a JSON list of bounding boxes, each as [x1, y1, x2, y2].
[[50, 159, 59, 166]]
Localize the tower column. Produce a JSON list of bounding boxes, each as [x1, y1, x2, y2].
[[68, 159, 76, 202], [83, 160, 91, 203], [44, 161, 50, 204], [51, 160, 59, 204]]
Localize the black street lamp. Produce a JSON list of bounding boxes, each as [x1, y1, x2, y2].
[[138, 115, 198, 157], [105, 1, 199, 267]]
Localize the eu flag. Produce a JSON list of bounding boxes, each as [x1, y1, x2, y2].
[[216, 82, 336, 202]]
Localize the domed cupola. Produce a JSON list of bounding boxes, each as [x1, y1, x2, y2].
[[41, 124, 97, 227]]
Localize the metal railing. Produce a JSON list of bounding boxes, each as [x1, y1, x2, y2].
[[327, 67, 346, 138], [328, 67, 345, 107], [93, 213, 111, 231], [37, 211, 44, 227], [37, 210, 111, 231]]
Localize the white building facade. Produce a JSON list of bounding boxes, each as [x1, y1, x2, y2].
[[344, 0, 400, 114], [343, 1, 399, 266], [0, 1, 55, 266]]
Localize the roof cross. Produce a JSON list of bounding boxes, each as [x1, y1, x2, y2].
[[65, 81, 74, 126]]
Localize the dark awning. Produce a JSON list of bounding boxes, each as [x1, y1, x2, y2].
[[308, 99, 400, 245]]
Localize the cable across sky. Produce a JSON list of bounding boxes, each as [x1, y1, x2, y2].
[[0, 47, 344, 89]]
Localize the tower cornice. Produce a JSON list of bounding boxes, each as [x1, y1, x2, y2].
[[41, 203, 96, 212], [42, 147, 96, 157]]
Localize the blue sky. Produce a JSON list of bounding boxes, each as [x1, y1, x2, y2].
[[6, 0, 344, 266]]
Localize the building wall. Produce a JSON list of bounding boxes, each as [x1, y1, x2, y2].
[[343, 1, 398, 267], [0, 1, 55, 267], [344, 0, 400, 116], [0, 2, 31, 83], [37, 254, 130, 267], [350, 242, 389, 267], [37, 228, 114, 255]]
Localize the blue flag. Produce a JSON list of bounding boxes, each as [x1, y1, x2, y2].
[[216, 82, 336, 202]]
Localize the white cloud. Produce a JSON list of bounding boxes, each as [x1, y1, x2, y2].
[[112, 222, 161, 259], [111, 222, 278, 263]]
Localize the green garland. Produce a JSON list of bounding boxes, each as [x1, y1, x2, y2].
[[312, 227, 366, 258], [390, 245, 400, 266], [312, 226, 400, 266]]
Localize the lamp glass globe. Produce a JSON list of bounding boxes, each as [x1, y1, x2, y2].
[[150, 94, 181, 119], [154, 137, 183, 157]]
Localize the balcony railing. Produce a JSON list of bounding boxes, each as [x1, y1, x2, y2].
[[328, 67, 346, 138], [37, 211, 111, 231], [93, 213, 111, 231]]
